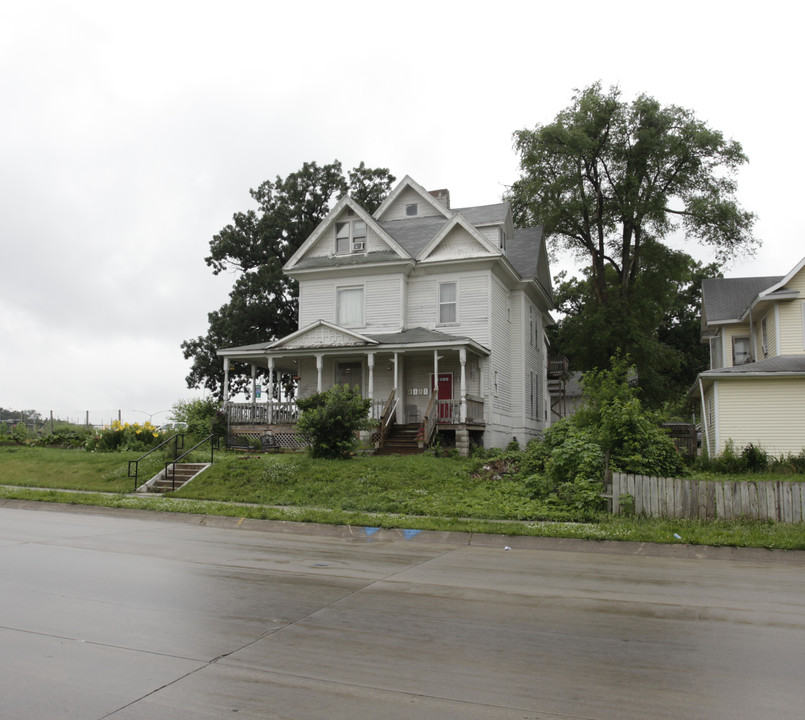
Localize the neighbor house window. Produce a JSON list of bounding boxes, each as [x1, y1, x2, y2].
[[732, 336, 750, 365], [529, 305, 534, 346], [337, 287, 364, 326], [438, 282, 457, 324], [335, 220, 367, 254]]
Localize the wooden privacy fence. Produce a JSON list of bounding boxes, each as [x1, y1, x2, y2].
[[609, 472, 805, 523]]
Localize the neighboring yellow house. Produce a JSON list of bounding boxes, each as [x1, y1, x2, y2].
[[694, 256, 805, 457]]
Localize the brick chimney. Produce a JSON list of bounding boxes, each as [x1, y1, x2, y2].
[[429, 188, 450, 209]]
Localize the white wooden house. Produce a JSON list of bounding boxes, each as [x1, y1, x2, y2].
[[217, 175, 554, 454], [694, 256, 805, 456]]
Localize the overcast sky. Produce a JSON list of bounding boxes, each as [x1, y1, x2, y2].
[[1, 0, 802, 425]]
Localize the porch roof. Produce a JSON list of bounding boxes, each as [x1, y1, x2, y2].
[[217, 325, 490, 364]]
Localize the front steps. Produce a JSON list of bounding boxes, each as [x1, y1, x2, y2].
[[376, 424, 424, 455], [138, 463, 209, 493]]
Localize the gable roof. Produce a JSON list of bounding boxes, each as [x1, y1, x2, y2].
[[373, 175, 452, 221], [702, 275, 783, 324], [284, 195, 408, 271], [702, 255, 805, 328], [283, 176, 549, 292], [757, 256, 805, 300], [416, 213, 501, 262]]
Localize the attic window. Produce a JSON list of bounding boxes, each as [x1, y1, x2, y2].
[[500, 229, 507, 253], [405, 203, 418, 217], [335, 220, 367, 254]]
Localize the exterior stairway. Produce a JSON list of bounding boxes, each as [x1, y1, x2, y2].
[[376, 424, 423, 455], [144, 463, 209, 493]]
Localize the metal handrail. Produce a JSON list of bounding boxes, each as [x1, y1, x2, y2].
[[128, 433, 184, 491], [163, 434, 217, 492]]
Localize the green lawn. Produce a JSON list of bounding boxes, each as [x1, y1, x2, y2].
[[2, 445, 805, 550], [0, 446, 157, 492], [174, 452, 572, 521]]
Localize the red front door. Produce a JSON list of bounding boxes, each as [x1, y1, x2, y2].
[[432, 373, 453, 420]]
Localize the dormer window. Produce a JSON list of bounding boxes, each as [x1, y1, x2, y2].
[[500, 229, 507, 253], [405, 203, 418, 217], [335, 220, 367, 254]]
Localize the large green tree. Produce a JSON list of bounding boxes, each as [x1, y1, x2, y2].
[[507, 83, 756, 403], [550, 245, 719, 407], [182, 161, 395, 397]]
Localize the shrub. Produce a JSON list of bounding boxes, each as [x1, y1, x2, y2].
[[296, 384, 373, 459], [84, 420, 164, 453], [171, 398, 224, 439]]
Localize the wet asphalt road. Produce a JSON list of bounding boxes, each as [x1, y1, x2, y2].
[[1, 501, 804, 719]]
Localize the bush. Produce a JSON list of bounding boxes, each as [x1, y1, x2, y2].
[[171, 398, 224, 439], [84, 420, 165, 453], [296, 384, 373, 459]]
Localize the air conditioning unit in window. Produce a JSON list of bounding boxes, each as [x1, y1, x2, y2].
[[352, 241, 365, 252]]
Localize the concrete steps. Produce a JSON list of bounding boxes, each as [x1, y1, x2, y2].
[[142, 463, 209, 493]]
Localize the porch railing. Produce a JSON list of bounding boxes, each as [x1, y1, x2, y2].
[[226, 401, 299, 425], [226, 395, 485, 427], [432, 395, 485, 425]]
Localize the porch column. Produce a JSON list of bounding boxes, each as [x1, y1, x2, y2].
[[433, 350, 439, 393], [316, 354, 323, 393], [267, 356, 275, 424], [459, 348, 467, 422], [393, 352, 401, 423], [367, 352, 375, 403], [222, 358, 230, 404], [250, 365, 257, 416]]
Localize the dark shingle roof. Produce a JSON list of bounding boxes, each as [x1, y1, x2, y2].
[[290, 251, 402, 271], [701, 354, 805, 375], [508, 226, 543, 280], [702, 276, 783, 322], [454, 203, 510, 226], [376, 216, 447, 257], [364, 327, 474, 346]]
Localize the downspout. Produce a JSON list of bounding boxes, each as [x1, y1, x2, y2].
[[698, 376, 711, 457]]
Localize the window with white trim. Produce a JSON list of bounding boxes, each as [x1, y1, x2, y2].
[[438, 282, 457, 324], [337, 287, 364, 326], [335, 220, 367, 254], [732, 336, 750, 365]]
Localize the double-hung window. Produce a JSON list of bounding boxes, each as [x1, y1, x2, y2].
[[335, 221, 367, 254], [337, 287, 364, 327], [438, 282, 457, 324], [732, 336, 750, 365]]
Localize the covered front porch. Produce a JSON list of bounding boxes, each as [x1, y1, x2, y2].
[[217, 323, 489, 453]]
